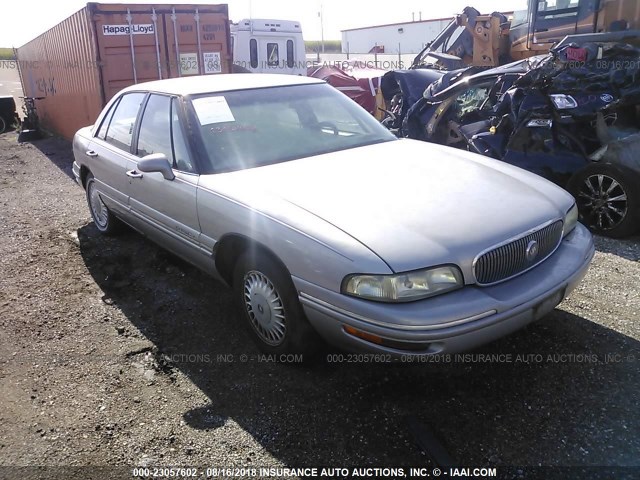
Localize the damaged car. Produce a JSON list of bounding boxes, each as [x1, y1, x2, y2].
[[387, 43, 640, 238]]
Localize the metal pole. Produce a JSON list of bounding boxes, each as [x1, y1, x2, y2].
[[320, 3, 325, 54], [171, 8, 181, 76], [195, 8, 203, 75], [152, 8, 162, 79], [126, 9, 138, 83]]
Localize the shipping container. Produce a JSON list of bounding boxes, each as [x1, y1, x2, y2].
[[16, 2, 231, 140]]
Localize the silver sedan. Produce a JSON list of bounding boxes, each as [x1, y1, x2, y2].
[[72, 74, 595, 357]]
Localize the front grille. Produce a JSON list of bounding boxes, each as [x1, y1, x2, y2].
[[474, 220, 564, 285]]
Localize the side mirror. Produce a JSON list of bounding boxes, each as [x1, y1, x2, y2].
[[137, 153, 175, 181]]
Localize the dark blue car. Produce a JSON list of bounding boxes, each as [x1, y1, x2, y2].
[[383, 47, 640, 238]]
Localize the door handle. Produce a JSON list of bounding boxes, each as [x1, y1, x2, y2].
[[86, 150, 98, 157], [126, 170, 144, 179]]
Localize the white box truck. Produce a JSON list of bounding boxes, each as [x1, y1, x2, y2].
[[231, 19, 306, 75]]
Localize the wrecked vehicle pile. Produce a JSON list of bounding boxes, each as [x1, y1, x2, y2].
[[384, 43, 640, 237]]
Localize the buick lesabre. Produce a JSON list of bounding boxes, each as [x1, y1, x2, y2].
[[72, 74, 595, 356]]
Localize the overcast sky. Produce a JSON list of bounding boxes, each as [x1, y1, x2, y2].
[[2, 0, 523, 47]]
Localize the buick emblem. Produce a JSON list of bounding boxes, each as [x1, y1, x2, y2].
[[600, 93, 614, 103], [526, 240, 539, 262]]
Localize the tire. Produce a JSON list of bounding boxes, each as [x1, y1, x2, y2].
[[567, 163, 640, 238], [0, 116, 6, 134], [233, 250, 320, 356], [85, 173, 122, 235]]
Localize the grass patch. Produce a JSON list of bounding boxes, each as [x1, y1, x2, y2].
[[0, 48, 16, 60], [305, 40, 342, 53]]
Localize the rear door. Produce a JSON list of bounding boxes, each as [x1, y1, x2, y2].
[[86, 92, 147, 216], [530, 0, 596, 46], [128, 94, 204, 264], [251, 35, 301, 75]]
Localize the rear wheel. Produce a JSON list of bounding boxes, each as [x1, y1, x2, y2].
[[233, 250, 320, 356], [567, 164, 640, 238], [85, 173, 122, 235]]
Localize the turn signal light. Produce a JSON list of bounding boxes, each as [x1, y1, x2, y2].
[[343, 326, 384, 345]]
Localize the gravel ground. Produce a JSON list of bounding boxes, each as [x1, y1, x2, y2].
[[0, 132, 638, 479]]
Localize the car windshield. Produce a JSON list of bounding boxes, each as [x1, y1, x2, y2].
[[189, 83, 396, 173]]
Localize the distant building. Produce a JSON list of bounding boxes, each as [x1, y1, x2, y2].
[[342, 16, 454, 55], [341, 12, 512, 55]]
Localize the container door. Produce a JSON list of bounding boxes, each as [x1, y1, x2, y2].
[[93, 8, 170, 102], [164, 8, 230, 77]]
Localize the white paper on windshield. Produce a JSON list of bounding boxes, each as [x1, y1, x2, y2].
[[193, 96, 235, 125]]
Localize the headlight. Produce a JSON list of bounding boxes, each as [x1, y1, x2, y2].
[[550, 94, 578, 110], [342, 265, 463, 303], [563, 203, 579, 237]]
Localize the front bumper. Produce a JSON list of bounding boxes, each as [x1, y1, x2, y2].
[[295, 223, 594, 356]]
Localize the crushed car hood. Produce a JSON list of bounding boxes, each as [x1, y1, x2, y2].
[[200, 139, 572, 274]]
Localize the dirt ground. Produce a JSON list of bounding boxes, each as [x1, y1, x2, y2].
[[0, 132, 639, 480]]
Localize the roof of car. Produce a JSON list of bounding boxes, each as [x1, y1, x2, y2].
[[122, 74, 325, 96]]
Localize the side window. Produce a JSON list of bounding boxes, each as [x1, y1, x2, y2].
[[96, 98, 119, 140], [104, 92, 146, 151], [537, 0, 580, 17], [452, 85, 491, 119], [267, 43, 279, 66], [171, 98, 195, 173], [286, 40, 294, 68], [137, 94, 172, 159], [250, 39, 258, 68]]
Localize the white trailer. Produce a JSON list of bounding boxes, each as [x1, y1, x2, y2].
[[231, 19, 306, 75]]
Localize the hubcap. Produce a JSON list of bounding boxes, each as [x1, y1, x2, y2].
[[577, 174, 627, 231], [88, 182, 109, 229], [243, 271, 287, 346]]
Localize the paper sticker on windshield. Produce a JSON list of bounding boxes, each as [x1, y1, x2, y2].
[[193, 96, 235, 125]]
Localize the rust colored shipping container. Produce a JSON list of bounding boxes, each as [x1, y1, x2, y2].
[[17, 2, 231, 140]]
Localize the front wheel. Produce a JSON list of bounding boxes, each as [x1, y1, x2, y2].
[[233, 251, 319, 356], [85, 173, 122, 235], [567, 164, 640, 238]]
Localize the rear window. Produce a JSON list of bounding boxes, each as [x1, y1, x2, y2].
[[267, 43, 279, 66], [189, 83, 396, 174], [103, 92, 146, 152]]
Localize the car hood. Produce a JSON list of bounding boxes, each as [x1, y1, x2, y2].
[[200, 139, 572, 276]]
